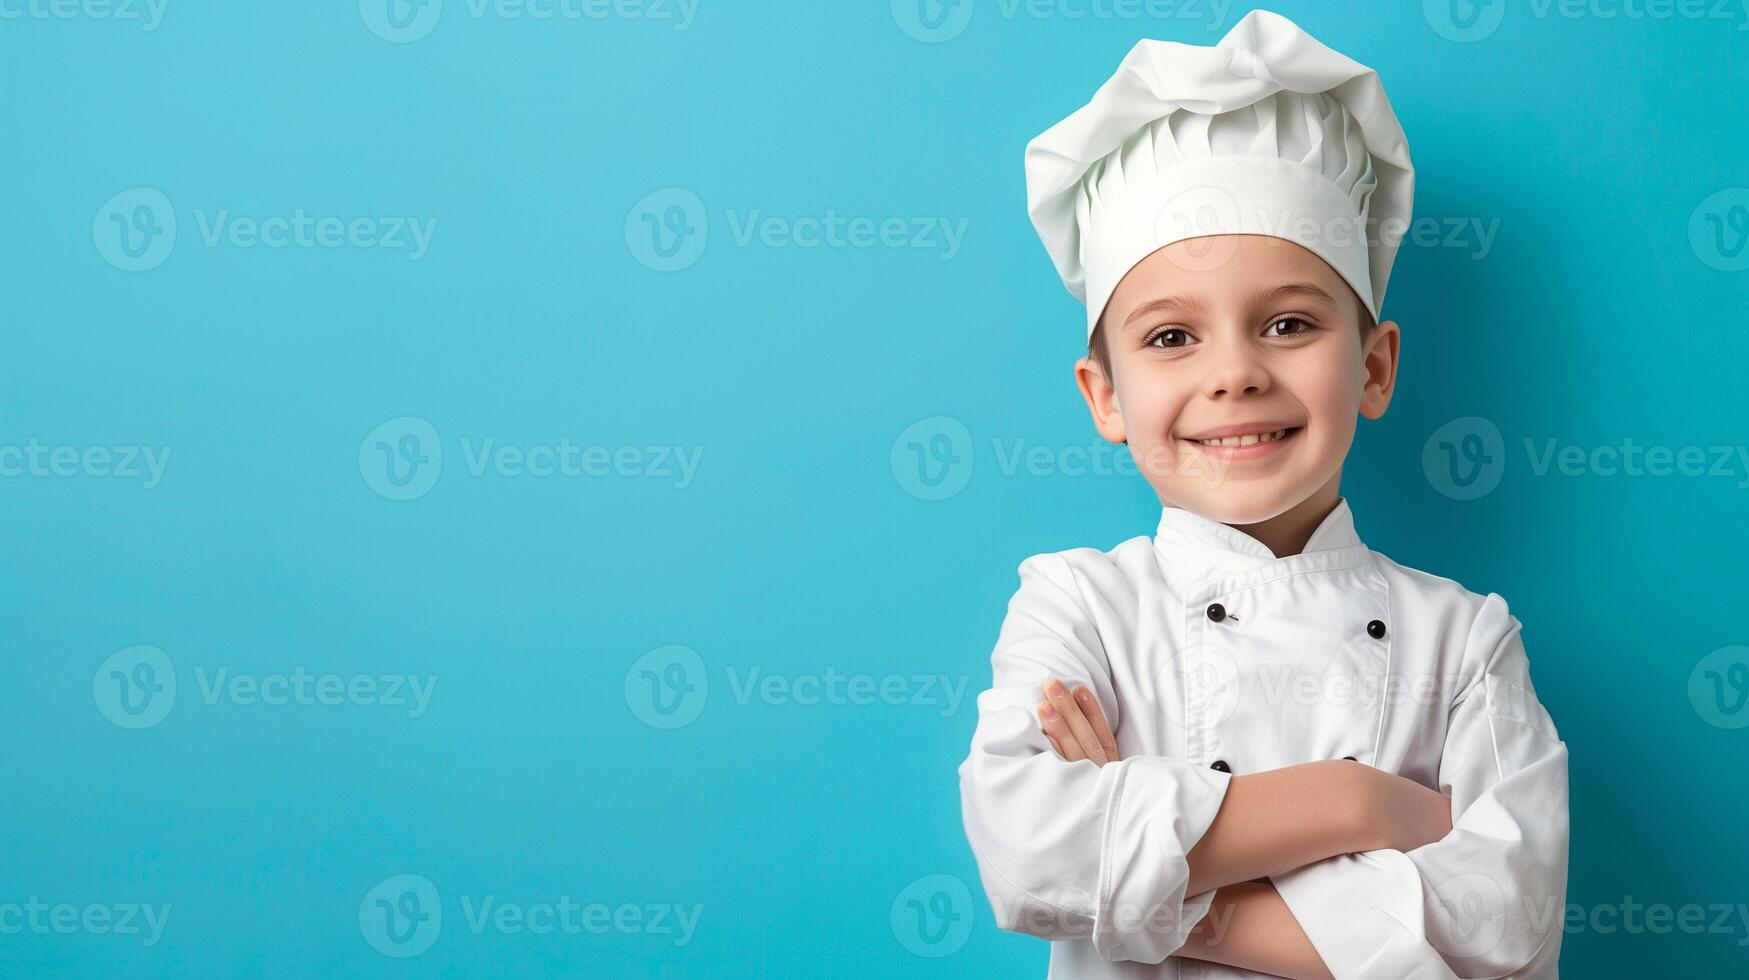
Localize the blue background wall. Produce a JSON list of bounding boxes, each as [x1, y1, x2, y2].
[[4, 1, 1747, 975]]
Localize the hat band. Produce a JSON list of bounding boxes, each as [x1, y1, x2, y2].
[[1082, 155, 1378, 339]]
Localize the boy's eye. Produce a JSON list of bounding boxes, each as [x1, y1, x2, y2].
[[1265, 317, 1316, 338], [1146, 328, 1192, 349]]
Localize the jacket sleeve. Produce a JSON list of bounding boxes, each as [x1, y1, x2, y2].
[[958, 553, 1234, 963], [1268, 593, 1570, 980]]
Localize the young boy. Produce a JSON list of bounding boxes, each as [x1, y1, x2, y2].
[[958, 11, 1569, 980]]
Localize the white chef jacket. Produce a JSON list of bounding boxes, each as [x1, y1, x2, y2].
[[959, 498, 1569, 979]]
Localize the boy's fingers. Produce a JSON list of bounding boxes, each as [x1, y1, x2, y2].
[[1046, 679, 1109, 765], [1038, 700, 1085, 762], [1073, 686, 1122, 763]]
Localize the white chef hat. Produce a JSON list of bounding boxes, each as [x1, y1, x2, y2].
[[1024, 9, 1415, 338]]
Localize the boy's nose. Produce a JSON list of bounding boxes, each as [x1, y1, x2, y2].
[[1202, 346, 1271, 398]]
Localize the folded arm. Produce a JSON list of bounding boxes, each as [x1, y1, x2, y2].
[[959, 555, 1396, 963], [1178, 880, 1335, 980], [1266, 595, 1571, 980], [1037, 675, 1453, 979]]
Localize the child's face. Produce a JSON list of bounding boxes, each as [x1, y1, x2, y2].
[[1076, 234, 1400, 525]]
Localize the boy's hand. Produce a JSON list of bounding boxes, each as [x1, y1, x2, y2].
[[1351, 763, 1454, 853], [1036, 678, 1121, 765]]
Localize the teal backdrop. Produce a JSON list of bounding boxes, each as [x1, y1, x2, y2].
[[5, 1, 1748, 975]]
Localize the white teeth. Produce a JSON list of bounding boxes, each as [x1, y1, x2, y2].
[[1195, 428, 1290, 447]]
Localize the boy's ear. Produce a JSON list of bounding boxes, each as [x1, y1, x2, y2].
[[1359, 319, 1401, 420], [1075, 356, 1128, 444]]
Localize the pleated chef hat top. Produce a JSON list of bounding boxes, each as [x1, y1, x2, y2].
[[1024, 9, 1415, 338]]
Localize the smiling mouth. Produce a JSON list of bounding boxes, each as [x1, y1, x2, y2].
[[1184, 426, 1303, 448]]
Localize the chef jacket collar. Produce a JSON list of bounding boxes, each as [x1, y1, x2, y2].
[[1153, 497, 1366, 579]]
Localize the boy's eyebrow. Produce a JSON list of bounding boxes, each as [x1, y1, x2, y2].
[[1121, 281, 1341, 331], [1256, 280, 1343, 310]]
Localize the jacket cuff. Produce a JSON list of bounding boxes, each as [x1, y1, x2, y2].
[[1091, 757, 1231, 962], [1270, 850, 1457, 980]]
